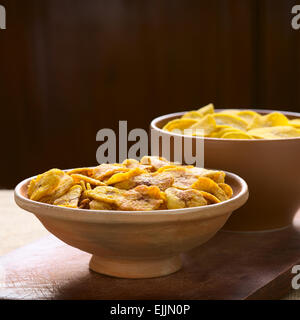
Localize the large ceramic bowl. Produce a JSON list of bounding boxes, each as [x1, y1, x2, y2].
[[14, 170, 248, 279], [151, 109, 300, 232]]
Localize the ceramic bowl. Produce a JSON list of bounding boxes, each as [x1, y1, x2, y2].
[[151, 109, 300, 232], [14, 170, 248, 279]]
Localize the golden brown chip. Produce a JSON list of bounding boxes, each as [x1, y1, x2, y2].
[[86, 186, 124, 204], [89, 199, 114, 210], [92, 163, 130, 181], [140, 156, 173, 171], [199, 191, 221, 204], [114, 172, 174, 191], [71, 174, 106, 186], [54, 185, 82, 208], [106, 167, 147, 185], [218, 183, 233, 199], [191, 177, 228, 201], [115, 185, 165, 211], [122, 158, 152, 171], [67, 168, 93, 176], [28, 169, 73, 202], [165, 187, 207, 209]]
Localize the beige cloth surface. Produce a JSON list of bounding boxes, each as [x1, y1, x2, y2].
[[0, 190, 298, 300]]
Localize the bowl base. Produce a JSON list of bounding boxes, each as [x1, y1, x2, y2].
[[89, 254, 182, 279]]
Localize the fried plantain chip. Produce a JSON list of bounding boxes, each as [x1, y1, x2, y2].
[[181, 111, 204, 119], [212, 114, 248, 131], [122, 158, 152, 171], [248, 112, 289, 130], [54, 185, 82, 208], [89, 199, 114, 210], [71, 174, 106, 186], [140, 156, 174, 171], [248, 126, 300, 139], [189, 114, 217, 136], [28, 169, 73, 202], [86, 186, 124, 204], [67, 167, 93, 176], [165, 187, 207, 209], [92, 163, 130, 181], [197, 103, 215, 116], [115, 185, 165, 211], [191, 177, 228, 201], [106, 167, 147, 185], [162, 118, 198, 132], [221, 131, 254, 139], [114, 172, 174, 191]]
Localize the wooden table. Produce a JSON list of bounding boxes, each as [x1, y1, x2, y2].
[[0, 190, 299, 299]]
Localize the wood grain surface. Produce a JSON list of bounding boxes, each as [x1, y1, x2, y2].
[[1, 218, 300, 300]]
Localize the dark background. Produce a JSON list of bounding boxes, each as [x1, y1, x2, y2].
[[0, 0, 300, 188]]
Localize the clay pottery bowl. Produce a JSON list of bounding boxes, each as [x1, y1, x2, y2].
[[151, 109, 300, 232], [14, 170, 248, 279]]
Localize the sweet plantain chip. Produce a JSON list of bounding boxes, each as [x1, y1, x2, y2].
[[106, 167, 146, 185], [162, 118, 198, 132], [248, 126, 300, 139], [71, 174, 106, 186], [212, 114, 248, 131], [197, 103, 215, 116], [189, 114, 217, 136], [181, 111, 204, 119]]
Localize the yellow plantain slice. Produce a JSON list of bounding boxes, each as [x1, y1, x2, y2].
[[221, 131, 254, 139], [162, 118, 198, 132], [212, 114, 248, 131], [237, 110, 259, 124], [122, 158, 152, 171], [189, 114, 217, 136], [181, 111, 204, 119], [191, 177, 228, 201], [197, 103, 214, 116], [289, 119, 300, 128], [165, 187, 207, 209], [248, 126, 300, 139], [248, 112, 289, 130], [54, 185, 83, 208]]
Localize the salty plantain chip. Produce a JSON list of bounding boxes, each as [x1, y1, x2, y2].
[[28, 169, 73, 202], [218, 183, 233, 199], [115, 185, 165, 211], [92, 163, 130, 181], [106, 167, 147, 185], [54, 184, 83, 208], [199, 191, 221, 204], [165, 187, 207, 209], [86, 186, 124, 204], [71, 174, 106, 186], [191, 177, 228, 201]]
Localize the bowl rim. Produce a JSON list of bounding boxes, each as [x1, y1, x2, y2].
[[14, 169, 248, 223], [150, 108, 300, 142]]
